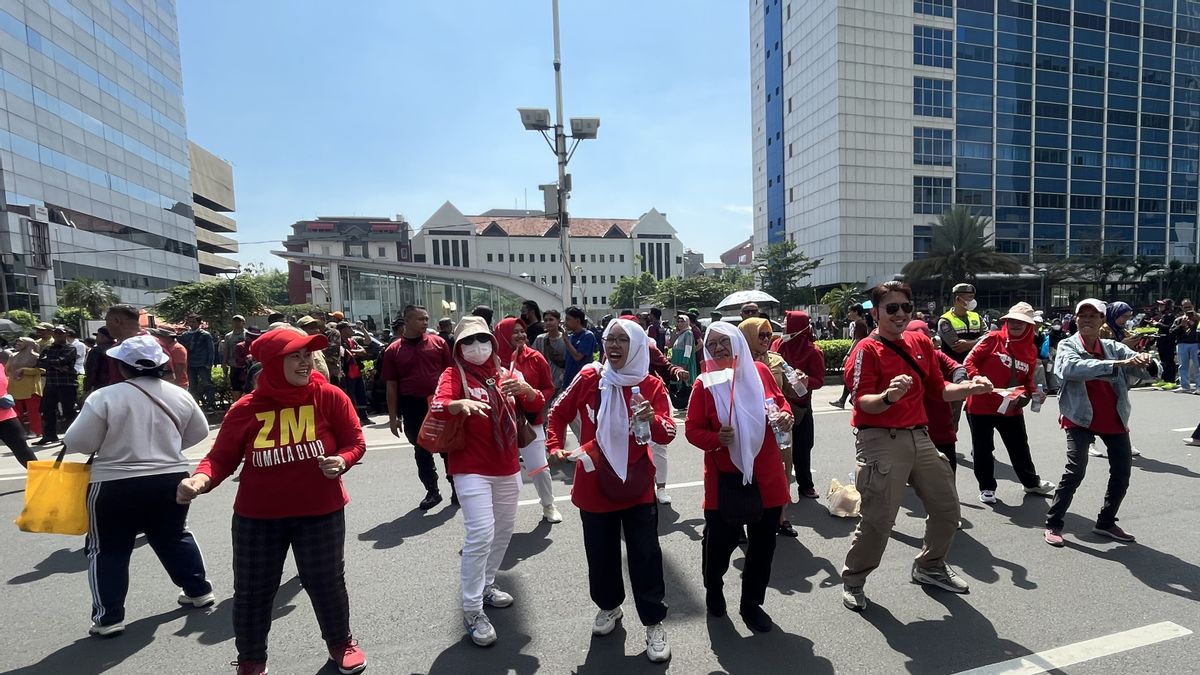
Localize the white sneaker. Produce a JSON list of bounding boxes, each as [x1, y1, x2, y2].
[[1024, 480, 1055, 496], [655, 487, 672, 505], [645, 623, 671, 663], [979, 490, 997, 504], [1131, 446, 1141, 457], [482, 585, 513, 608], [177, 590, 216, 608], [1088, 444, 1105, 457], [1183, 437, 1200, 447], [88, 622, 124, 637], [542, 504, 563, 523], [463, 611, 496, 647], [592, 607, 623, 636]]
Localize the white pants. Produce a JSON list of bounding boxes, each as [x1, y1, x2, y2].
[[521, 426, 555, 506], [457, 471, 521, 613], [651, 442, 668, 486]]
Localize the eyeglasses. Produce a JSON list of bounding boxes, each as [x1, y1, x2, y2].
[[705, 337, 732, 352], [603, 336, 631, 346], [885, 302, 914, 315], [458, 334, 488, 345]]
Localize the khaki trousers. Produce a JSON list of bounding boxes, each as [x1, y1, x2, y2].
[[841, 427, 960, 587]]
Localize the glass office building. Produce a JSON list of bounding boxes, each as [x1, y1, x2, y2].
[[751, 0, 1200, 287], [0, 0, 196, 317]]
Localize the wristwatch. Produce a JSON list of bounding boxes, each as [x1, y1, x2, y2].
[[881, 392, 895, 406]]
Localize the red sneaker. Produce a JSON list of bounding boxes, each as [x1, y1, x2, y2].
[[1043, 528, 1064, 547], [329, 637, 367, 674], [232, 660, 268, 675]]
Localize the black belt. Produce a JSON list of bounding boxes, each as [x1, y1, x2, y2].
[[856, 425, 926, 431]]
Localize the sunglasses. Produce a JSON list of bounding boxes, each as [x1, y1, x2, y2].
[[884, 302, 914, 315], [758, 332, 772, 340], [459, 334, 488, 345]]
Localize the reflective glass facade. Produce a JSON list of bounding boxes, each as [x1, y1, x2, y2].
[[916, 0, 1200, 262], [0, 0, 195, 316]]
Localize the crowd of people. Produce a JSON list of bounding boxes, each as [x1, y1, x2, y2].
[[0, 280, 1185, 672]]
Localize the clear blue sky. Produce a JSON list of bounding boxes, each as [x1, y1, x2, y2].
[[177, 1, 753, 270]]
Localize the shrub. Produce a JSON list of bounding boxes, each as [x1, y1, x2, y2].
[[816, 339, 853, 374], [52, 306, 94, 333], [1, 309, 38, 331]]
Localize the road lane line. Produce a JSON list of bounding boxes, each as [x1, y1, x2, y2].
[[1172, 427, 1194, 432], [951, 621, 1192, 675]]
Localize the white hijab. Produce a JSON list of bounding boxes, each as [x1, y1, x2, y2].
[[581, 318, 649, 481], [699, 321, 766, 484]]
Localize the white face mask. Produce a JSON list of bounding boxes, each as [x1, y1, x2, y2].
[[461, 340, 493, 365], [966, 299, 978, 311]]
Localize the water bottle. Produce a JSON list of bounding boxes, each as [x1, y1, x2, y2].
[[847, 471, 856, 486], [630, 386, 652, 444], [765, 398, 792, 450], [1030, 384, 1044, 413], [782, 362, 808, 397]]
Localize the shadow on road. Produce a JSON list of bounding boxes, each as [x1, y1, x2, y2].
[[426, 577, 539, 675], [1131, 455, 1200, 479], [731, 536, 840, 597], [789, 499, 858, 541], [501, 520, 553, 571], [657, 504, 703, 542], [1061, 514, 1198, 602], [705, 614, 835, 674], [356, 506, 458, 549], [8, 540, 143, 585], [859, 588, 1034, 674]]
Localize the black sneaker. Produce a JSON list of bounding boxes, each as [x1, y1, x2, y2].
[[32, 437, 59, 446], [777, 520, 798, 537], [829, 400, 846, 410], [739, 605, 772, 633], [418, 491, 443, 511]]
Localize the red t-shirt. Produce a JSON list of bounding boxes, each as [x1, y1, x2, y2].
[[684, 361, 791, 510], [380, 334, 452, 397], [845, 331, 946, 429], [965, 331, 1037, 416], [1061, 338, 1125, 435], [546, 369, 676, 513], [427, 365, 545, 477], [195, 382, 366, 519], [926, 350, 962, 445], [510, 347, 555, 425]]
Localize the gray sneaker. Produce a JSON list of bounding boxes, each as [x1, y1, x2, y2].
[[842, 583, 867, 611], [911, 563, 969, 593], [1024, 480, 1055, 496], [482, 585, 513, 608], [463, 611, 497, 647]]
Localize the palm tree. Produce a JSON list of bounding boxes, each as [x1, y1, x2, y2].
[[819, 284, 864, 321], [901, 205, 1023, 299], [59, 278, 119, 317]]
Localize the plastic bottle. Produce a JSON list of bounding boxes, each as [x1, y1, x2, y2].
[[847, 471, 856, 487], [765, 398, 792, 450], [1030, 384, 1044, 413], [630, 386, 652, 444], [781, 362, 808, 397]]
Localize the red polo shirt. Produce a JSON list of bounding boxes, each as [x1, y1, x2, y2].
[[845, 330, 946, 429], [379, 333, 453, 398]]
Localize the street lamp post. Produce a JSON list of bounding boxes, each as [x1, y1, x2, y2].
[[1038, 267, 1048, 310], [220, 267, 240, 317], [517, 0, 600, 310]]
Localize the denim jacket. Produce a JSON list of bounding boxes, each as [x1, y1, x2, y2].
[[1052, 333, 1156, 431]]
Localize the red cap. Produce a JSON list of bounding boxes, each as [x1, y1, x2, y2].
[[905, 319, 930, 333], [250, 329, 328, 365]]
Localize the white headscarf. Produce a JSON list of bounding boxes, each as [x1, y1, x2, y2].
[[699, 321, 766, 484], [581, 318, 649, 481]]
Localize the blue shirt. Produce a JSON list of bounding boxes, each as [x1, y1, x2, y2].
[[563, 329, 597, 388], [179, 329, 216, 368]]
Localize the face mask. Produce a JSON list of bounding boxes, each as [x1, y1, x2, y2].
[[1052, 324, 1062, 331], [966, 299, 978, 311], [461, 341, 493, 365]]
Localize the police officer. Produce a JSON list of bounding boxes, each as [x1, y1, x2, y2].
[[937, 283, 985, 363]]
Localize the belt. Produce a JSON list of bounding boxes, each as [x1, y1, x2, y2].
[[855, 425, 927, 431]]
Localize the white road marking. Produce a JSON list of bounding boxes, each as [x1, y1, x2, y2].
[[1171, 427, 1194, 432], [951, 621, 1192, 675]]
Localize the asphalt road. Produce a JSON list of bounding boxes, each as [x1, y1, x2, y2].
[[0, 384, 1197, 674]]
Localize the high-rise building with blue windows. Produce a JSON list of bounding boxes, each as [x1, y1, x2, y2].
[[0, 0, 198, 317], [751, 0, 1200, 287]]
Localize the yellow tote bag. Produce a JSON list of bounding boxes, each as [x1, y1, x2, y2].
[[15, 449, 94, 536]]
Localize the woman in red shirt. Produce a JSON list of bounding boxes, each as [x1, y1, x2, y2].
[[686, 321, 792, 633], [964, 302, 1055, 505], [495, 317, 561, 523], [177, 327, 367, 675], [906, 320, 965, 473], [546, 318, 676, 663], [771, 310, 824, 499], [426, 316, 543, 648]]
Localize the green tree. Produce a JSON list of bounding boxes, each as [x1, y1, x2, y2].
[[719, 268, 755, 290], [153, 276, 269, 334], [651, 275, 735, 310], [901, 205, 1022, 298], [58, 278, 119, 317], [244, 267, 290, 306], [608, 272, 659, 310], [757, 241, 821, 309], [1, 309, 37, 330], [52, 306, 93, 333], [819, 284, 865, 321]]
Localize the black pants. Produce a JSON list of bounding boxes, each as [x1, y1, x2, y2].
[[232, 510, 351, 661], [793, 407, 815, 491], [1046, 429, 1132, 531], [579, 503, 668, 626], [40, 384, 77, 439], [836, 383, 850, 405], [702, 506, 781, 609], [341, 376, 370, 421], [0, 418, 36, 466], [86, 473, 210, 627], [967, 413, 1042, 491], [1159, 340, 1178, 383], [935, 442, 958, 473], [398, 394, 452, 493]]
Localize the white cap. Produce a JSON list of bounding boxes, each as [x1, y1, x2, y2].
[[1075, 298, 1107, 315], [106, 334, 170, 369]]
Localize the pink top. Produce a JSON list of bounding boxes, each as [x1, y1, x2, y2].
[[0, 368, 17, 423]]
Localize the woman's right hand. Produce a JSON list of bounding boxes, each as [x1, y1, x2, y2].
[[449, 399, 491, 417], [176, 474, 211, 505], [718, 425, 735, 448]]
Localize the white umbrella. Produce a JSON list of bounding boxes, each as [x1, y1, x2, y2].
[[716, 290, 779, 310]]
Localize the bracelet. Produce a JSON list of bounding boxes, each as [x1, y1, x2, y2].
[[881, 393, 895, 406]]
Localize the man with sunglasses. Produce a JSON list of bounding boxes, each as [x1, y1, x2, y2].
[[841, 281, 993, 612]]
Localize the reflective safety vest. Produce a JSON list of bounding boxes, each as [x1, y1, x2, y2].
[[939, 310, 984, 362]]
